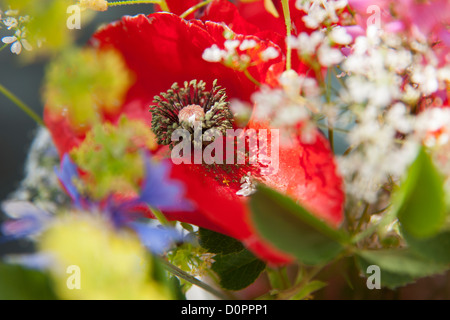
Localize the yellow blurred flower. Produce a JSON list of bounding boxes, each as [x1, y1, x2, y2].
[[39, 213, 172, 300], [44, 47, 134, 133]]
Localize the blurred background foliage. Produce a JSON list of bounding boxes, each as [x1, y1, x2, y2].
[[0, 2, 155, 254]]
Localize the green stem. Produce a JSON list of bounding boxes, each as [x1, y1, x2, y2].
[[0, 43, 9, 52], [243, 68, 261, 87], [108, 0, 170, 11], [278, 267, 291, 289], [316, 123, 349, 134], [0, 83, 44, 127], [324, 69, 335, 152], [180, 0, 213, 19], [281, 0, 292, 71], [151, 207, 170, 226], [159, 258, 230, 300], [244, 69, 261, 87], [354, 202, 370, 234], [277, 264, 324, 300], [351, 205, 394, 244], [328, 125, 334, 153]]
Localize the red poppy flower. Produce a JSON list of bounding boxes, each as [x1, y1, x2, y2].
[[160, 0, 310, 39], [169, 0, 313, 82], [44, 12, 344, 265]]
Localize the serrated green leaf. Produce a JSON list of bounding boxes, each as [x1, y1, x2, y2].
[[199, 228, 244, 255], [356, 257, 415, 289], [402, 228, 450, 264], [249, 185, 346, 266], [0, 263, 57, 300], [356, 249, 449, 289], [393, 148, 446, 238], [212, 250, 266, 291]]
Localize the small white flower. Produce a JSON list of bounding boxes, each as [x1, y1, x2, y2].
[[294, 31, 324, 55], [412, 65, 439, 95], [5, 9, 19, 16], [239, 39, 257, 51], [318, 44, 343, 66], [260, 47, 279, 61], [3, 17, 18, 30], [236, 173, 257, 197], [224, 39, 240, 51], [329, 27, 352, 45], [279, 70, 302, 98], [2, 31, 32, 55], [202, 44, 226, 62], [230, 99, 252, 118]]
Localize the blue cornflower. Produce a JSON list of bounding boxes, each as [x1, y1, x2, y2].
[[0, 201, 51, 241], [54, 153, 84, 208], [51, 152, 191, 254], [138, 155, 193, 212]]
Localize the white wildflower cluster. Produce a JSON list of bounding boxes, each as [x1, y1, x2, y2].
[[248, 69, 321, 143], [290, 26, 352, 68], [202, 38, 280, 70], [341, 26, 449, 108], [0, 9, 33, 55], [295, 0, 348, 29], [337, 25, 450, 203], [189, 253, 215, 277], [338, 103, 418, 203]]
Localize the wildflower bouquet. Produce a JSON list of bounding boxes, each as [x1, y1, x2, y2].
[[0, 0, 449, 300]]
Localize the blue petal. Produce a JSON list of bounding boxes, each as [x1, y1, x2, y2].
[[139, 155, 193, 212], [0, 201, 51, 240], [3, 253, 54, 271], [130, 222, 184, 254], [54, 153, 83, 208]]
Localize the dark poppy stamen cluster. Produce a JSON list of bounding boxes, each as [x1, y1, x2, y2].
[[150, 79, 234, 149]]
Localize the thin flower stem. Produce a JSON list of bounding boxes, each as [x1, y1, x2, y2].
[[317, 123, 349, 134], [180, 0, 213, 19], [159, 258, 230, 300], [328, 126, 334, 153], [0, 43, 9, 52], [281, 0, 292, 71], [243, 68, 261, 87], [0, 83, 45, 127], [278, 267, 291, 289], [276, 264, 325, 300], [325, 69, 335, 152], [343, 145, 354, 155], [150, 207, 170, 226], [354, 202, 370, 234], [108, 0, 170, 11], [351, 205, 394, 244], [332, 67, 347, 89]]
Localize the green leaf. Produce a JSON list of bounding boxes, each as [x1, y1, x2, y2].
[[402, 228, 450, 264], [0, 263, 57, 300], [393, 148, 446, 238], [198, 228, 244, 255], [249, 185, 346, 265], [356, 249, 449, 289], [199, 229, 265, 291], [212, 250, 266, 291], [291, 280, 327, 300]]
